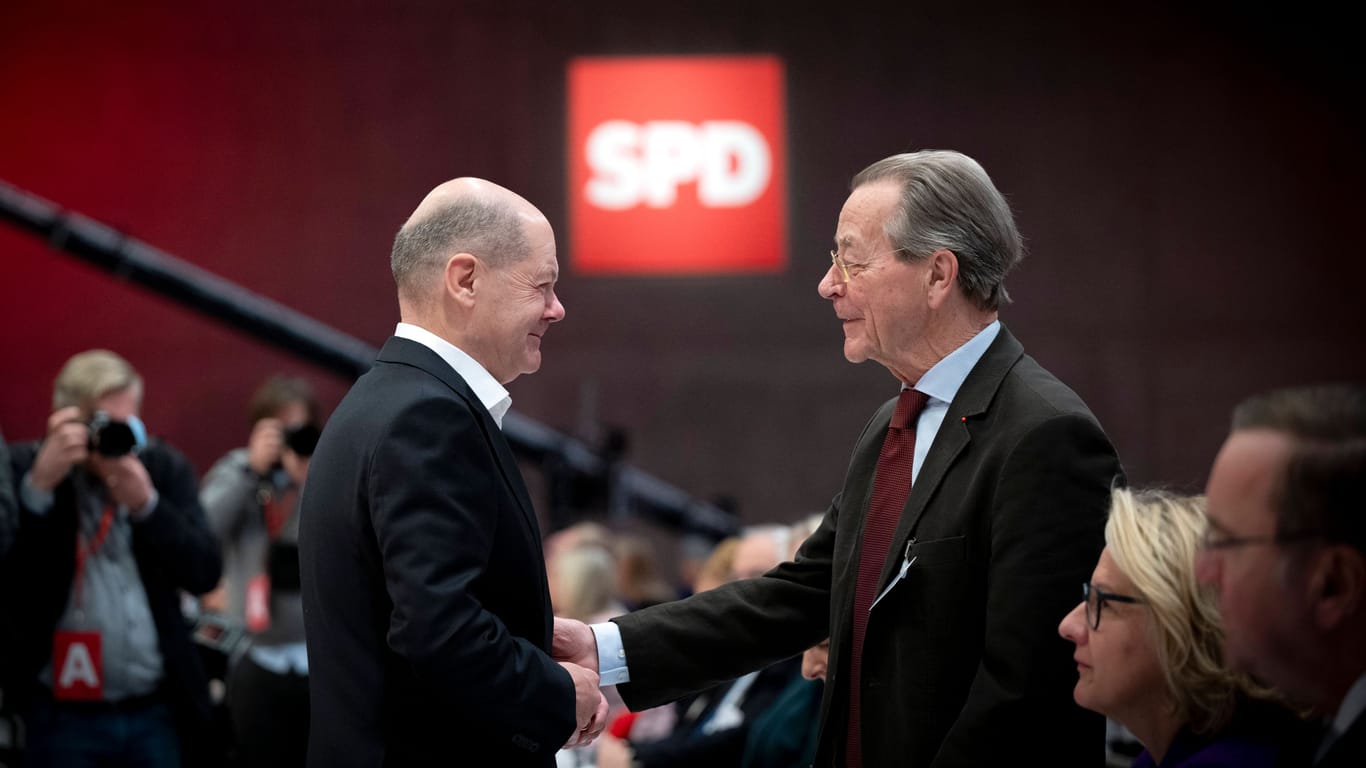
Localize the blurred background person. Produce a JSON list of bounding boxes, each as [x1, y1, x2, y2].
[[1059, 488, 1300, 767], [200, 375, 320, 631], [739, 514, 828, 768], [690, 536, 740, 595], [225, 540, 310, 768], [613, 532, 679, 611], [1198, 385, 1366, 767], [596, 524, 802, 768], [0, 350, 221, 767]]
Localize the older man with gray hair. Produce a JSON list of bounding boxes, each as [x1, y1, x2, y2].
[[555, 149, 1123, 767]]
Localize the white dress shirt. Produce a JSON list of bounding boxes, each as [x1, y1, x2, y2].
[[394, 322, 511, 428]]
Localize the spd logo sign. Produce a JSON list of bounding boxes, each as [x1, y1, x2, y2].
[[568, 56, 787, 274]]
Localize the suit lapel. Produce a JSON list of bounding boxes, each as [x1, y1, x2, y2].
[[871, 325, 1026, 597], [375, 336, 539, 538]]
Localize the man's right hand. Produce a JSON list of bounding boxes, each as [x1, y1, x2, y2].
[[559, 661, 608, 748], [29, 407, 88, 492], [246, 418, 285, 476], [553, 616, 600, 674]]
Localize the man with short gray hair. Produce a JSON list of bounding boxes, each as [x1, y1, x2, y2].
[[555, 149, 1122, 767]]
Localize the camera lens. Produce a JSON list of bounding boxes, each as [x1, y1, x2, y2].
[[91, 420, 137, 457], [284, 424, 321, 457]]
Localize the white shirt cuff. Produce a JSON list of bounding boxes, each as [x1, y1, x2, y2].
[[590, 621, 630, 686]]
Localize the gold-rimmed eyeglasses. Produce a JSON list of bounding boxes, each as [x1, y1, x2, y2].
[[828, 248, 904, 283]]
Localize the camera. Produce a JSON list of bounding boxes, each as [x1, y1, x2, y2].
[[88, 411, 140, 457], [283, 423, 320, 457]]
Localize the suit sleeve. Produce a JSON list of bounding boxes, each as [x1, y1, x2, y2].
[[132, 443, 224, 595], [931, 413, 1120, 767], [613, 504, 837, 711], [369, 394, 576, 748]]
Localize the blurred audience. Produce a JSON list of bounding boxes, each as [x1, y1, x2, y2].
[[1059, 488, 1301, 767], [1198, 385, 1366, 767], [0, 350, 221, 767], [200, 375, 319, 631], [691, 536, 740, 594], [596, 524, 802, 768], [614, 532, 679, 610], [549, 540, 625, 624]]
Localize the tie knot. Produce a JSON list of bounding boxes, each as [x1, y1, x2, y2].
[[891, 389, 929, 430]]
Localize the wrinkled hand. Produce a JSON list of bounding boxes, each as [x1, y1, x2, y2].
[[29, 407, 88, 492], [553, 616, 599, 674], [559, 661, 608, 748], [90, 454, 154, 512], [246, 418, 285, 475]]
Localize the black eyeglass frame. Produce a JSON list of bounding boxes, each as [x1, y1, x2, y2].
[[1082, 582, 1144, 631]]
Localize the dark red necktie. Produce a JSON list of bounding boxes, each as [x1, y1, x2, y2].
[[846, 388, 929, 768]]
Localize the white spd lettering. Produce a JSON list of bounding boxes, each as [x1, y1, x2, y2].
[[586, 120, 771, 210]]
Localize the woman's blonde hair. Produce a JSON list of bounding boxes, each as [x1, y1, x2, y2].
[[1106, 487, 1268, 734]]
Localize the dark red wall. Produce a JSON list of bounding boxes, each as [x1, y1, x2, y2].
[[3, 0, 1362, 522]]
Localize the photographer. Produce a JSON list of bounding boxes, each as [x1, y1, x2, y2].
[[199, 375, 318, 630], [0, 349, 222, 767]]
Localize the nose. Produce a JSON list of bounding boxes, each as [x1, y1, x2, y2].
[[818, 264, 844, 300], [546, 291, 566, 323], [1058, 601, 1087, 644]]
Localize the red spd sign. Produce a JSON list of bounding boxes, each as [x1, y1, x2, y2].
[[568, 56, 787, 274]]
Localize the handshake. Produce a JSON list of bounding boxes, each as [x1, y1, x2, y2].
[[553, 616, 609, 749]]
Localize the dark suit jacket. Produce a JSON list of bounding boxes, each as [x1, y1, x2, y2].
[[614, 325, 1122, 767], [299, 336, 575, 767], [0, 438, 222, 756], [1317, 712, 1366, 768]]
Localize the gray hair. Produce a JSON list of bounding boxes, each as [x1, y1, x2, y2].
[[390, 196, 530, 304], [53, 350, 142, 411], [851, 150, 1024, 311]]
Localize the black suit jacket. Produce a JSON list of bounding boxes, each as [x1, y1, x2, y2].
[[1317, 712, 1366, 768], [299, 336, 574, 767], [614, 325, 1122, 767], [0, 438, 222, 754]]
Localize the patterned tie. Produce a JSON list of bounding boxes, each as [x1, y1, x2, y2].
[[845, 388, 929, 768]]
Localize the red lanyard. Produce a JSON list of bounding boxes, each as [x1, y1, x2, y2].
[[73, 506, 116, 610]]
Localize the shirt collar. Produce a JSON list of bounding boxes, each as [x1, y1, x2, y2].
[[908, 320, 1001, 404], [394, 322, 511, 428]]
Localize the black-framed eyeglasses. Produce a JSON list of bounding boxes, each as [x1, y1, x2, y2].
[[1199, 525, 1326, 552], [1082, 582, 1144, 631]]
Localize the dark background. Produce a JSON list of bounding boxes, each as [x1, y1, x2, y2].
[[2, 0, 1363, 525]]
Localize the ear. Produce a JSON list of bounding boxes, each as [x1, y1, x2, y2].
[[924, 249, 960, 310], [443, 253, 479, 308], [1309, 546, 1366, 632]]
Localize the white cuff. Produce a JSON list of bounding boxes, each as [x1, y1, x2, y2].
[[590, 621, 630, 686]]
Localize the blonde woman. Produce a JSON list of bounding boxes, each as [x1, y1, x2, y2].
[[1058, 488, 1301, 767]]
